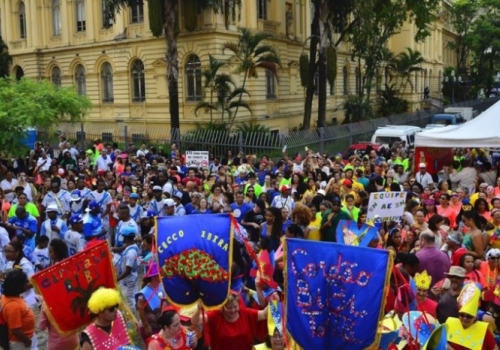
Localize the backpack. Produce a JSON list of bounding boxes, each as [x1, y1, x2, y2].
[[0, 300, 12, 350]]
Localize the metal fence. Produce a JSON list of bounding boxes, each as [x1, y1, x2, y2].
[[39, 97, 500, 158]]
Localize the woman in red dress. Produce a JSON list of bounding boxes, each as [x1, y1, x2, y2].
[[147, 307, 198, 350]]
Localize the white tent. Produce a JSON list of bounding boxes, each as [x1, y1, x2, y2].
[[415, 100, 500, 148]]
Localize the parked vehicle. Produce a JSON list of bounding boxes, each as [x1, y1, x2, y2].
[[342, 142, 381, 163], [430, 113, 466, 125], [444, 107, 473, 121], [370, 125, 422, 148]]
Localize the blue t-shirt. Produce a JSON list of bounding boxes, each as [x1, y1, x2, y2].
[[230, 202, 253, 223], [8, 215, 38, 251], [83, 213, 104, 239]]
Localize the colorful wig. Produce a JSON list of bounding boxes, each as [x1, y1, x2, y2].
[[88, 287, 121, 314]]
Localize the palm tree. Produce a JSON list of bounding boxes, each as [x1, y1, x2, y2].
[[0, 37, 12, 78], [222, 27, 282, 129], [104, 0, 223, 133], [390, 48, 424, 97], [195, 54, 251, 125]]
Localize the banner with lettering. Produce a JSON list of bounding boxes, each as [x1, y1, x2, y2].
[[30, 241, 116, 335], [367, 191, 406, 221], [185, 151, 209, 168], [285, 238, 391, 349], [336, 220, 379, 247], [156, 214, 233, 309]]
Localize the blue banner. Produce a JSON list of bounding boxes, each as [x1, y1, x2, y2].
[[285, 238, 391, 349], [336, 220, 379, 247], [156, 214, 233, 309]]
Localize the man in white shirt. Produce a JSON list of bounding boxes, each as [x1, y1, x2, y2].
[[113, 205, 139, 251], [36, 152, 52, 173], [116, 226, 139, 309], [0, 171, 18, 203], [64, 214, 86, 256], [40, 204, 68, 241], [90, 179, 113, 217], [95, 150, 113, 172], [415, 163, 434, 188], [41, 177, 71, 219], [271, 184, 296, 213]]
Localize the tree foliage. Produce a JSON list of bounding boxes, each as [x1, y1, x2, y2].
[[0, 78, 91, 154], [377, 84, 409, 117], [0, 37, 12, 78]]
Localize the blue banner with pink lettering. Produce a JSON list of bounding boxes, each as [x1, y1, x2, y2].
[[156, 214, 233, 309], [285, 238, 391, 349]]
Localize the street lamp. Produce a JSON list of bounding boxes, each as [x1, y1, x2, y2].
[[444, 69, 462, 104]]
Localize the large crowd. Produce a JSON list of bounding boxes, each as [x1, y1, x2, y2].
[[0, 136, 499, 349]]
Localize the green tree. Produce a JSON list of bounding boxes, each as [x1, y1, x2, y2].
[[195, 55, 251, 125], [104, 0, 224, 134], [0, 37, 12, 78], [388, 48, 424, 98], [0, 78, 91, 154], [222, 27, 282, 129]]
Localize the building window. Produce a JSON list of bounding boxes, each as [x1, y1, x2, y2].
[[51, 66, 61, 87], [75, 64, 86, 95], [131, 2, 144, 23], [52, 0, 61, 35], [265, 69, 276, 100], [14, 66, 24, 81], [185, 55, 202, 102], [258, 0, 267, 19], [355, 67, 361, 94], [19, 2, 27, 39], [342, 66, 349, 95], [101, 0, 113, 28], [76, 0, 86, 32], [132, 60, 146, 102], [101, 62, 114, 102]]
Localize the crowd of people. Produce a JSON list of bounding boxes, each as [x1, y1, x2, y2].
[[0, 136, 499, 349]]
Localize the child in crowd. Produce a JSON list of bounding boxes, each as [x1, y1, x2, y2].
[[33, 235, 50, 271]]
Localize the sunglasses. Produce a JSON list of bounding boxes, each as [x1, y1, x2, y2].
[[107, 304, 119, 312], [458, 313, 474, 319]]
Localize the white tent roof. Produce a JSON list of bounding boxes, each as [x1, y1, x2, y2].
[[415, 100, 500, 148]]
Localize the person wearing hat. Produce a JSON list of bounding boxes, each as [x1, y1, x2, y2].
[[135, 261, 165, 341], [80, 288, 132, 350], [116, 225, 140, 309], [436, 266, 466, 324], [64, 214, 86, 256], [40, 204, 68, 242], [480, 249, 500, 302], [160, 199, 177, 217], [416, 163, 434, 188], [69, 189, 85, 216], [271, 184, 295, 214], [114, 205, 140, 251], [320, 196, 351, 242], [140, 210, 157, 235], [148, 186, 166, 216], [128, 193, 143, 224], [415, 270, 438, 318], [244, 173, 263, 197], [41, 176, 71, 219], [253, 301, 284, 350], [172, 190, 186, 216], [83, 200, 107, 241], [445, 283, 497, 350], [446, 231, 467, 266]]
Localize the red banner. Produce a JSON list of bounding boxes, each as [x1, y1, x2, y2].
[[414, 147, 453, 176], [30, 241, 117, 335]]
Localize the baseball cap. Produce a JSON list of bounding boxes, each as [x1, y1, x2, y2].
[[343, 179, 352, 187], [86, 201, 101, 212], [280, 184, 291, 192], [164, 198, 175, 207], [69, 214, 84, 224], [46, 204, 59, 212], [130, 193, 140, 199], [122, 226, 138, 237], [419, 163, 426, 168], [153, 186, 162, 191], [70, 190, 82, 201], [142, 210, 156, 218], [173, 190, 183, 200]]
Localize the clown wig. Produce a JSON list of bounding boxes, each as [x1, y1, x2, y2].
[[88, 287, 121, 314]]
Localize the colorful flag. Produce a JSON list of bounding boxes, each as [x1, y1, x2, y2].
[[30, 240, 116, 335], [156, 214, 233, 309], [285, 238, 392, 349], [336, 220, 379, 247]]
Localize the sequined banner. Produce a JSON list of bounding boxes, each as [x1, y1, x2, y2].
[[284, 238, 392, 349]]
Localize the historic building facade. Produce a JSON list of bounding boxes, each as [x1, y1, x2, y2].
[[0, 0, 457, 137]]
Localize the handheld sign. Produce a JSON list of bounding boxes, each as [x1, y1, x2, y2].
[[185, 151, 209, 168], [367, 191, 406, 221]]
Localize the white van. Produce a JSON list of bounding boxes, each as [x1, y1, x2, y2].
[[370, 125, 422, 148]]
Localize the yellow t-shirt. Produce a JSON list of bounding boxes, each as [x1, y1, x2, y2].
[[307, 214, 322, 241]]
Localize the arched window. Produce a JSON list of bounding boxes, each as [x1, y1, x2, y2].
[[131, 60, 146, 102], [14, 66, 24, 81], [355, 67, 361, 94], [185, 55, 202, 102], [51, 66, 61, 87], [342, 66, 349, 95], [101, 62, 114, 102], [52, 0, 61, 35], [266, 69, 277, 99], [75, 64, 86, 95], [19, 2, 27, 39], [76, 0, 86, 31]]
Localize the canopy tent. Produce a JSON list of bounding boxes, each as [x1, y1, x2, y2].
[[415, 100, 500, 148]]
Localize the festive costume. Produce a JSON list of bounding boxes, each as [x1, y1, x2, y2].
[[253, 300, 283, 350], [415, 270, 438, 318]]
